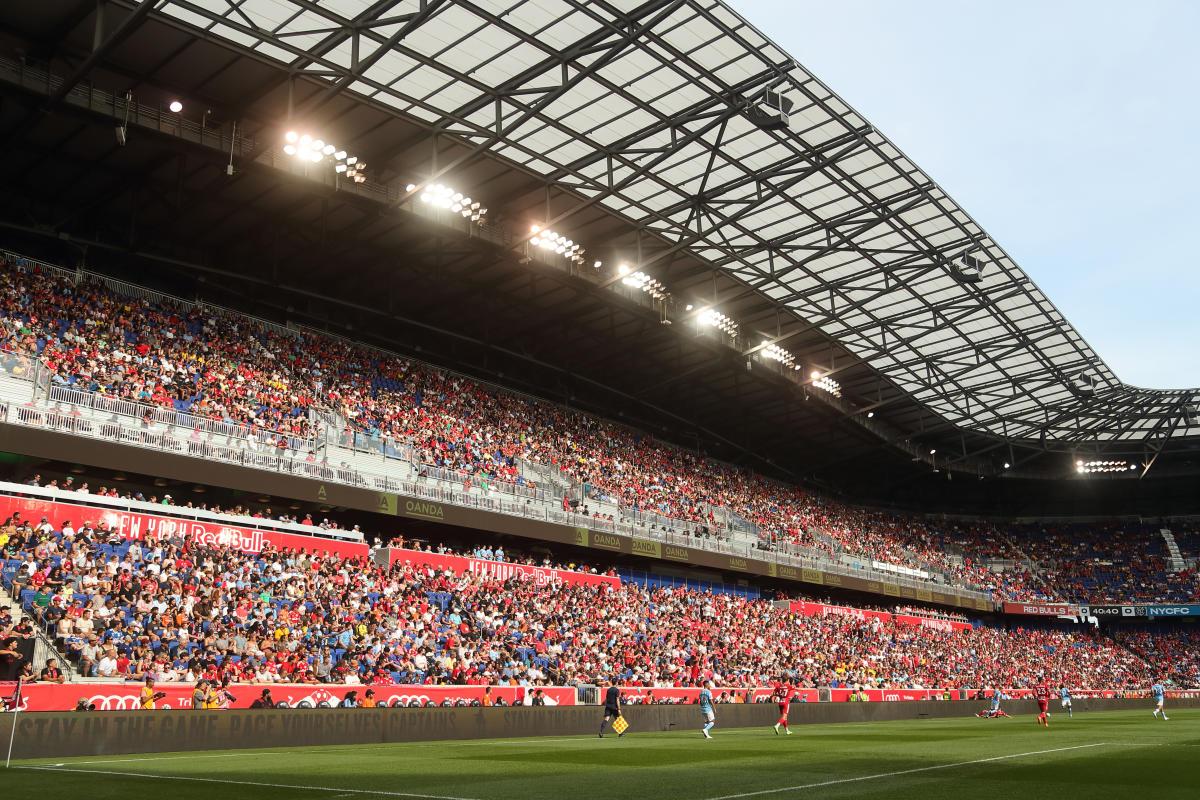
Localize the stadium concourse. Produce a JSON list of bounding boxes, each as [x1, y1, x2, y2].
[[1, 254, 1197, 609]]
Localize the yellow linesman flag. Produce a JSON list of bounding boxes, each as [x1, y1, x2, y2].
[[612, 716, 629, 735]]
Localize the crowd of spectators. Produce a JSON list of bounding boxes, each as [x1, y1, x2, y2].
[[2, 255, 1198, 607], [1117, 629, 1200, 687], [2, 510, 1188, 692]]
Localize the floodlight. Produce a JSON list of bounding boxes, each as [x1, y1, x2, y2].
[[168, 100, 183, 113], [285, 131, 298, 143], [283, 145, 296, 155]]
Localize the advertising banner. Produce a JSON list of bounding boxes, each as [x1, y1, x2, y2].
[[1001, 603, 1084, 616], [1147, 605, 1200, 617], [387, 547, 619, 589], [789, 601, 973, 632], [0, 495, 368, 558], [1, 682, 576, 712]]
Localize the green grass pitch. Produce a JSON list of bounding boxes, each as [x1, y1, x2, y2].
[[7, 710, 1197, 799]]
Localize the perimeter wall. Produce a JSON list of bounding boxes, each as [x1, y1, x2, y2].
[[5, 698, 1197, 759]]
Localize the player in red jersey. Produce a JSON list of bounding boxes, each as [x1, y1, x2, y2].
[[772, 682, 793, 735], [1034, 682, 1052, 727]]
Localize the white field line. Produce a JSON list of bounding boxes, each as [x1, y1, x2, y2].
[[42, 752, 282, 766], [703, 742, 1112, 800], [21, 766, 482, 800]]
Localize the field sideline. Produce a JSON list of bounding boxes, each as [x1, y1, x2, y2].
[[6, 710, 1196, 799]]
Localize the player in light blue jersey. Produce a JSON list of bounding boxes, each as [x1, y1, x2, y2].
[[699, 681, 716, 738], [1151, 681, 1169, 720], [1059, 685, 1073, 718]]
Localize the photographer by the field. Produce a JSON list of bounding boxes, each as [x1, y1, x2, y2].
[[139, 676, 167, 710]]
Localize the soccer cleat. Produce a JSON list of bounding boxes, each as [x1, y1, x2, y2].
[[703, 730, 712, 739], [773, 724, 780, 735], [1163, 716, 1169, 721], [785, 729, 792, 735], [598, 733, 603, 738]]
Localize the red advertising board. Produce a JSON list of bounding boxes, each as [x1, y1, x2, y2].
[[0, 495, 368, 559], [387, 547, 619, 589], [789, 601, 973, 632], [1, 682, 576, 712], [1001, 602, 1084, 616]]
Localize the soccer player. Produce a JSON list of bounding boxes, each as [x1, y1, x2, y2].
[[772, 681, 793, 735], [1151, 681, 1169, 721], [1059, 685, 1073, 719], [1034, 681, 1051, 727], [598, 678, 624, 738], [977, 689, 1009, 718], [700, 681, 716, 739]]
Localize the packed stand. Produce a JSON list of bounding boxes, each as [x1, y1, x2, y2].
[[1, 509, 1175, 692], [0, 255, 1192, 606], [1117, 630, 1200, 687], [0, 256, 1022, 596]]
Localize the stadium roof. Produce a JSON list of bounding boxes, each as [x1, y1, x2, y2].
[[0, 0, 1198, 509], [131, 0, 1196, 447]]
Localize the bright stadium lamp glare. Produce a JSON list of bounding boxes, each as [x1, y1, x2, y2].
[[285, 131, 298, 143], [1003, 462, 1010, 469], [168, 100, 183, 113], [283, 145, 296, 156], [810, 370, 820, 380], [406, 183, 416, 192], [866, 411, 874, 418], [299, 135, 312, 146], [618, 264, 631, 275]]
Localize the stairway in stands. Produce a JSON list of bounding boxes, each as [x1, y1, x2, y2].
[[1159, 529, 1188, 572]]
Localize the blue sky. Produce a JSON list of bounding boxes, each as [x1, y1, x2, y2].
[[729, 0, 1200, 389]]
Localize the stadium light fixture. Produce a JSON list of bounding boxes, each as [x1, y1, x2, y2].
[[866, 411, 874, 418], [418, 184, 487, 221], [283, 131, 366, 181], [621, 270, 668, 299], [168, 100, 183, 113], [698, 308, 738, 336], [761, 341, 797, 368], [530, 225, 586, 265], [1003, 462, 1010, 469], [811, 373, 841, 398], [1075, 458, 1133, 474]]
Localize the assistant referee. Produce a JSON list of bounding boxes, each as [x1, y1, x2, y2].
[[598, 677, 625, 738]]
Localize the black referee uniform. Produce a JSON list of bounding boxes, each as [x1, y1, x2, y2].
[[599, 684, 623, 737]]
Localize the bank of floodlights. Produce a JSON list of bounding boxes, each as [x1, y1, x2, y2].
[[530, 225, 586, 265], [1075, 459, 1137, 474], [411, 184, 487, 222], [284, 132, 365, 181], [698, 308, 738, 336], [762, 342, 798, 369], [619, 266, 667, 299], [811, 371, 841, 397]]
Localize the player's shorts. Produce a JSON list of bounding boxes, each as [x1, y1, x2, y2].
[[1155, 698, 1164, 708], [777, 703, 790, 714], [603, 706, 620, 718], [1061, 698, 1071, 708], [1037, 700, 1048, 712], [702, 710, 715, 722]]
